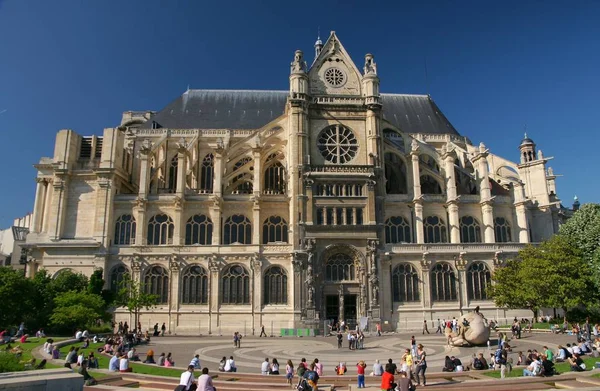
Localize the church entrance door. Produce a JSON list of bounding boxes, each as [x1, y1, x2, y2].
[[344, 294, 357, 329], [325, 295, 339, 325]]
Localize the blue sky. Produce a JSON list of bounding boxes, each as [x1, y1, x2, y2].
[[0, 0, 598, 228]]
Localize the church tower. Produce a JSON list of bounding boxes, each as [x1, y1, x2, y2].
[[519, 133, 537, 163]]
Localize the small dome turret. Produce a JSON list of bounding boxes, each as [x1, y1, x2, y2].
[[520, 132, 535, 146]]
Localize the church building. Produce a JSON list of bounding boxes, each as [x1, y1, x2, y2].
[[24, 32, 567, 334]]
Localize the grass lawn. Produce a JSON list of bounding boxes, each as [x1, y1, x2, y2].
[[59, 342, 182, 378], [3, 336, 66, 370], [483, 356, 600, 379]]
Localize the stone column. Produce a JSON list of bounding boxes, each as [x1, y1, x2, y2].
[[420, 255, 432, 309], [169, 256, 180, 333], [31, 179, 47, 233], [442, 147, 460, 243], [252, 200, 261, 244], [138, 145, 151, 198], [252, 148, 262, 196], [414, 201, 424, 244], [208, 257, 221, 334], [515, 203, 530, 243], [455, 254, 468, 312], [473, 143, 495, 243], [338, 285, 345, 322], [49, 176, 68, 241], [304, 179, 313, 225], [131, 256, 142, 283], [410, 146, 421, 200], [447, 203, 460, 243], [251, 255, 262, 334], [213, 151, 224, 196], [172, 198, 184, 246], [367, 181, 377, 225], [210, 199, 222, 245], [176, 146, 187, 198]]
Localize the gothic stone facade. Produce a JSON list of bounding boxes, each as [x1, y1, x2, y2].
[[25, 33, 565, 334]]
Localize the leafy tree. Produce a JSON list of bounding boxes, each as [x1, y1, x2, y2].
[[487, 256, 546, 319], [50, 270, 88, 295], [489, 236, 596, 319], [0, 267, 34, 329], [114, 274, 157, 329], [88, 269, 105, 296], [50, 290, 109, 333], [559, 203, 600, 287]]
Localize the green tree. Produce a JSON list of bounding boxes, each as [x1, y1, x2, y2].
[[559, 203, 600, 287], [114, 274, 157, 329], [50, 290, 109, 333], [49, 270, 89, 295], [88, 269, 105, 295], [0, 267, 34, 329]]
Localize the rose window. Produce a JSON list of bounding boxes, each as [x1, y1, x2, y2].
[[317, 125, 358, 164], [324, 68, 346, 87]]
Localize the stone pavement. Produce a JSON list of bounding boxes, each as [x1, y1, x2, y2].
[[132, 331, 582, 374]]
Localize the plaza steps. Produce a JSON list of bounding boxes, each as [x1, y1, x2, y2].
[[83, 375, 140, 390]]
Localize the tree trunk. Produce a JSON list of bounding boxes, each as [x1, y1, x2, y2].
[[532, 308, 539, 321]]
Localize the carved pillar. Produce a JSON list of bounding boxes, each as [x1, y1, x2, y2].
[[94, 177, 115, 247], [251, 255, 262, 334], [138, 144, 151, 198], [292, 253, 304, 322], [131, 256, 142, 283], [515, 203, 530, 243], [303, 238, 316, 318], [420, 254, 432, 309], [304, 179, 313, 225], [448, 203, 460, 243], [208, 256, 220, 333], [134, 198, 147, 246], [410, 141, 421, 199], [176, 144, 187, 197], [213, 150, 224, 196], [252, 199, 261, 245], [169, 255, 180, 332], [338, 285, 345, 322], [49, 176, 68, 241], [172, 197, 184, 245], [414, 201, 424, 244], [481, 202, 495, 243], [455, 253, 468, 312], [367, 180, 377, 225], [209, 197, 222, 245], [32, 178, 47, 233], [252, 148, 262, 196]]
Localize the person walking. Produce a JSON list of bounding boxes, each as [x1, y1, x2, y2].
[[285, 360, 294, 387], [435, 319, 443, 334], [356, 360, 367, 388], [161, 323, 166, 337], [410, 336, 417, 357], [422, 320, 430, 334], [376, 322, 382, 337], [259, 325, 267, 338], [414, 344, 427, 387]]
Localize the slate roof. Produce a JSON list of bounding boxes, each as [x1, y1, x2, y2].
[[140, 89, 460, 136]]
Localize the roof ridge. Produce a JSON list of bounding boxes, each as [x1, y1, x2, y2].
[[187, 89, 288, 94], [380, 93, 429, 97]]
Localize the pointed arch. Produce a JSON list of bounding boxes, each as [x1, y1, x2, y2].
[[384, 152, 407, 194], [264, 266, 288, 305], [420, 175, 443, 195], [392, 263, 419, 302], [263, 152, 286, 195], [460, 216, 482, 243], [143, 265, 169, 304], [430, 262, 457, 302], [180, 265, 208, 304]]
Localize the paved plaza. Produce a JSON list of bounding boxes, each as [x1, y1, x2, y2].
[[131, 331, 581, 374]]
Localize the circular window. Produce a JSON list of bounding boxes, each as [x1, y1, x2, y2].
[[317, 125, 358, 164], [324, 67, 346, 87]]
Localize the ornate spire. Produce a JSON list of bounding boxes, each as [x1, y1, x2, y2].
[[314, 29, 323, 62]]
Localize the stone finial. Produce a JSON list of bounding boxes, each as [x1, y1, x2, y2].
[[411, 138, 420, 152], [538, 150, 544, 159], [176, 137, 187, 151], [290, 50, 307, 74], [140, 139, 152, 155], [364, 53, 377, 75], [479, 142, 486, 153]]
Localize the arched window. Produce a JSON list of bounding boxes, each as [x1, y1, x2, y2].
[[180, 265, 208, 304], [110, 265, 129, 292], [144, 265, 169, 304], [114, 214, 136, 245], [385, 216, 411, 243], [221, 265, 250, 304], [199, 154, 214, 192], [467, 262, 491, 301], [460, 216, 482, 243], [230, 157, 253, 194], [494, 217, 512, 243], [168, 155, 178, 191], [392, 264, 419, 302], [223, 215, 251, 244], [420, 175, 443, 194], [384, 153, 407, 194], [262, 216, 288, 244], [147, 214, 174, 245], [430, 262, 457, 302], [424, 216, 447, 243], [264, 266, 287, 305], [325, 253, 355, 282], [185, 215, 213, 245], [264, 154, 286, 194]]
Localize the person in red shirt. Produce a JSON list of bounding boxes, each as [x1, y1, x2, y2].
[[357, 360, 367, 388], [381, 365, 395, 391]]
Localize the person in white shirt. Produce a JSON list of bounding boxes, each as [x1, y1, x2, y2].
[[197, 367, 215, 391], [372, 359, 383, 376], [179, 365, 197, 391], [523, 358, 541, 376], [119, 356, 132, 372], [75, 330, 83, 340], [224, 356, 236, 372], [82, 330, 89, 338], [572, 344, 582, 355], [77, 352, 85, 366], [92, 335, 99, 344], [261, 358, 270, 375]]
